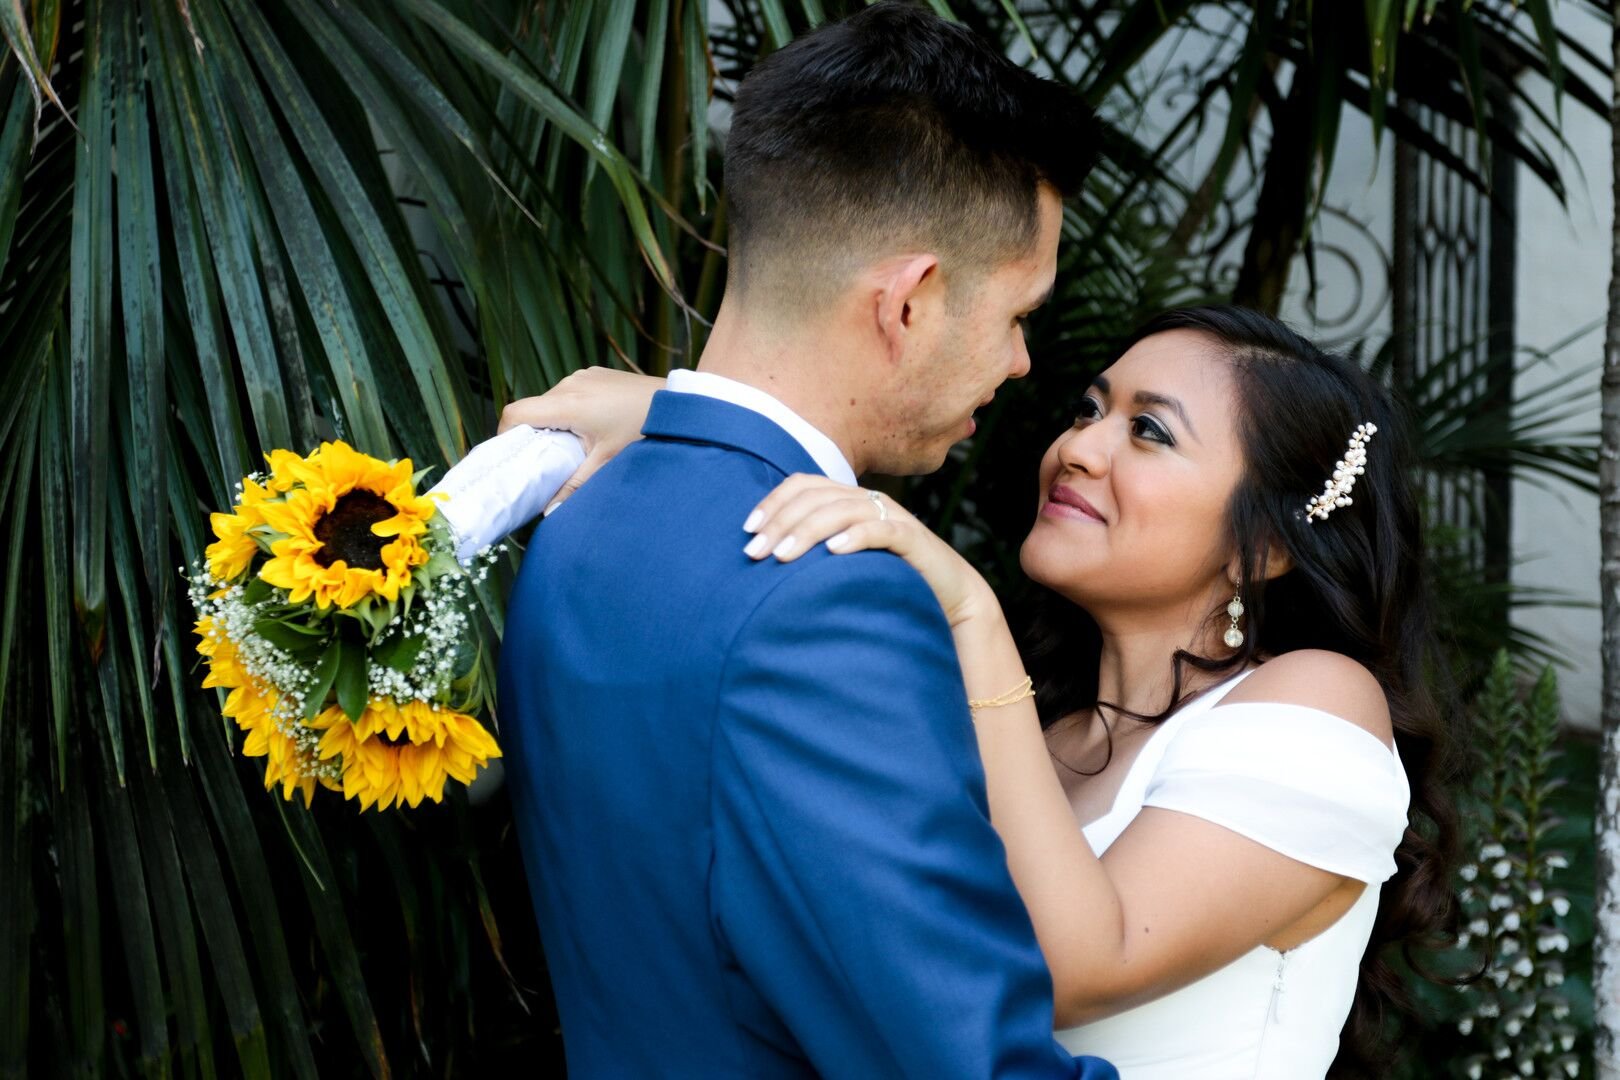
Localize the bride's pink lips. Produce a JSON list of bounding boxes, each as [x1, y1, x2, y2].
[[1042, 484, 1105, 523]]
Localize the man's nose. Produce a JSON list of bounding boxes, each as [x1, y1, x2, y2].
[[1009, 337, 1032, 380]]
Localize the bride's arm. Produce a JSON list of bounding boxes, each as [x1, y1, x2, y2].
[[744, 476, 1364, 1026]]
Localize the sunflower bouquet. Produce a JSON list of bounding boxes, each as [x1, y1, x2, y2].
[[186, 439, 503, 811]]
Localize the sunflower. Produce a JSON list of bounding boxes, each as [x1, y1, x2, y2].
[[310, 698, 502, 812], [195, 617, 324, 806], [257, 440, 439, 609], [263, 448, 310, 494], [204, 476, 276, 582]]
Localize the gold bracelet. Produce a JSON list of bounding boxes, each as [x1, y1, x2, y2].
[[968, 675, 1035, 712]]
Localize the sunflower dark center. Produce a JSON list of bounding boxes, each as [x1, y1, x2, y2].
[[312, 490, 394, 570]]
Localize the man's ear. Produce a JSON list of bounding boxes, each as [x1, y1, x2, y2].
[[873, 253, 940, 366]]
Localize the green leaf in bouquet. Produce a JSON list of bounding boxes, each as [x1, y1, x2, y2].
[[354, 595, 394, 638], [451, 635, 478, 681], [303, 643, 343, 722], [409, 547, 462, 596], [373, 630, 425, 676], [242, 576, 273, 605], [335, 636, 368, 722], [330, 592, 390, 641], [252, 616, 327, 658]]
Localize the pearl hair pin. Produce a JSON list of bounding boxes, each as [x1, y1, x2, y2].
[[1304, 423, 1377, 523]]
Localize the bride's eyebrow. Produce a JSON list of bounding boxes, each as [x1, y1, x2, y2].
[[1089, 376, 1201, 442]]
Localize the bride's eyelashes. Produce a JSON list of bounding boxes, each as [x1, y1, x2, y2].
[[1132, 415, 1175, 446], [1073, 395, 1176, 447]]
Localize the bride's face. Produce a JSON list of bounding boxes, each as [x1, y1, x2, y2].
[[1020, 329, 1247, 616]]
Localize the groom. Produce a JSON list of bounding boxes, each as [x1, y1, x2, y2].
[[498, 5, 1113, 1075]]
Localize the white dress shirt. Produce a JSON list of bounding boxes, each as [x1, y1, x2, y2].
[[664, 368, 858, 486], [431, 369, 856, 563]]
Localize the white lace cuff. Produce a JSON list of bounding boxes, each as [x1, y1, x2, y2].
[[429, 426, 585, 564]]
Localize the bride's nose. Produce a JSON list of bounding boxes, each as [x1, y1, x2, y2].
[[1057, 419, 1111, 479]]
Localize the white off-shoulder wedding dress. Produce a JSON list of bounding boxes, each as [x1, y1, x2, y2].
[[1055, 670, 1410, 1079]]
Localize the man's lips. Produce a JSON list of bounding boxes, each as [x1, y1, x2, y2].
[[1043, 484, 1105, 523], [966, 394, 994, 436]]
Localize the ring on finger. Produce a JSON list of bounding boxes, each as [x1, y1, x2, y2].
[[867, 490, 887, 522]]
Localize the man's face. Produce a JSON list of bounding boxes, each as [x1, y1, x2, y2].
[[875, 185, 1063, 475]]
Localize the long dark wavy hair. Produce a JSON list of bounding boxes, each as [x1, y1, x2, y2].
[[1018, 305, 1461, 1076]]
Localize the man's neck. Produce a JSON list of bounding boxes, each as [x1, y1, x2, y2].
[[695, 304, 868, 474]]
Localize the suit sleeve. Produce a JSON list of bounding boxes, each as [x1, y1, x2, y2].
[[710, 552, 1116, 1079]]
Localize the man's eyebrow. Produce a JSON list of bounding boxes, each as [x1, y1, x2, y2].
[[1089, 376, 1202, 442]]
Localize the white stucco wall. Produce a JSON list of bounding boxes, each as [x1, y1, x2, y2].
[[1508, 2, 1607, 730]]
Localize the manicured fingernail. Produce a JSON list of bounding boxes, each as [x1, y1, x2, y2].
[[543, 501, 562, 517], [743, 510, 763, 533], [826, 531, 850, 552], [744, 534, 770, 559], [771, 536, 797, 560]]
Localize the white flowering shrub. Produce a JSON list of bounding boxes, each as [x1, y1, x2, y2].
[[1447, 652, 1583, 1079]]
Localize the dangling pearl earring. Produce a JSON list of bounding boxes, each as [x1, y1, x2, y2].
[[1223, 593, 1245, 649]]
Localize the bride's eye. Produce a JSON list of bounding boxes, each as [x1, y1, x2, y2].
[[1074, 396, 1103, 425], [1132, 415, 1174, 446]]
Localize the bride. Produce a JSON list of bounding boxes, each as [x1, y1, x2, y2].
[[473, 304, 1459, 1077]]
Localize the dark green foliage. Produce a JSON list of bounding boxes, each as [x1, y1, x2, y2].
[[1397, 655, 1597, 1077]]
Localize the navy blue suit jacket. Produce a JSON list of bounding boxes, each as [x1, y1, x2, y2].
[[499, 390, 1117, 1078]]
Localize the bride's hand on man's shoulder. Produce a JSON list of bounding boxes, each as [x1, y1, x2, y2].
[[742, 475, 997, 627], [498, 368, 664, 512]]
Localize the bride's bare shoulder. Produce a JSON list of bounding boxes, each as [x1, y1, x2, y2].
[[1221, 650, 1393, 750]]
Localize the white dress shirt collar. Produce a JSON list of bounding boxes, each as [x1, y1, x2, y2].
[[665, 368, 858, 486]]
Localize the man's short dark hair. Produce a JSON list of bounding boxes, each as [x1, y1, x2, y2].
[[724, 1, 1098, 312]]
